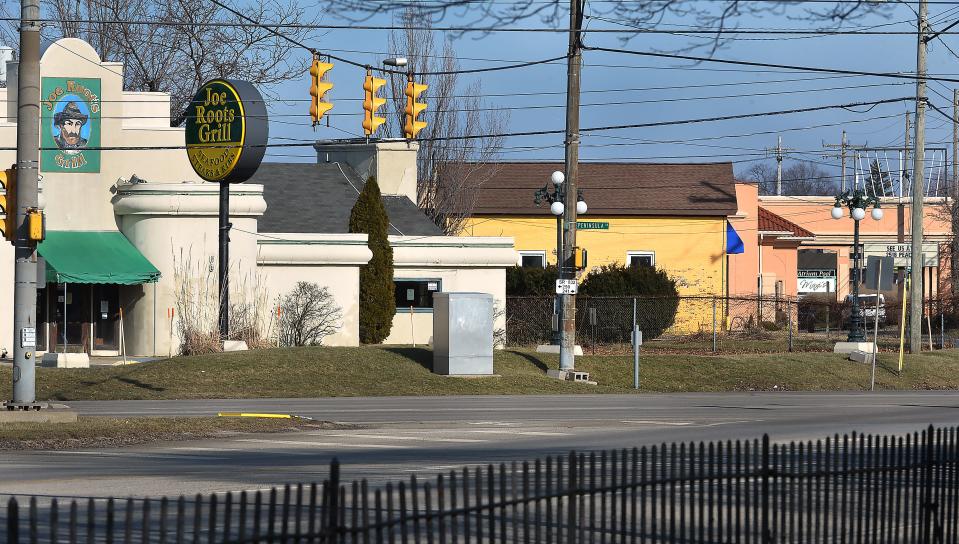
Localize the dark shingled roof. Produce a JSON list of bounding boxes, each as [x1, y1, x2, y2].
[[250, 162, 443, 236], [457, 162, 738, 216]]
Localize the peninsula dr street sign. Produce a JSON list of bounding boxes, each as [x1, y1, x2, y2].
[[576, 221, 609, 230], [185, 79, 268, 183]]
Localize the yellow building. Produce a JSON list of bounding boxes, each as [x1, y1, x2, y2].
[[458, 162, 739, 332]]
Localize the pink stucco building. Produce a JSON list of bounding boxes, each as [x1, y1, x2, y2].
[[728, 182, 953, 302]]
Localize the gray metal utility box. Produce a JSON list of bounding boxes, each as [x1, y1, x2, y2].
[[432, 292, 494, 375]]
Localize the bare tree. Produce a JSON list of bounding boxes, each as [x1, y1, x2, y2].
[[384, 9, 508, 235], [783, 161, 836, 196], [278, 282, 342, 347], [26, 0, 315, 126], [741, 160, 836, 196], [741, 162, 776, 195], [324, 1, 893, 52]]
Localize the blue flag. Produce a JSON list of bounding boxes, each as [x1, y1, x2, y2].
[[726, 221, 745, 254]]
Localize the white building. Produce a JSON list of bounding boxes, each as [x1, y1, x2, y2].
[[0, 38, 514, 358]]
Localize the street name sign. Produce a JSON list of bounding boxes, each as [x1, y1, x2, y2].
[[576, 221, 609, 230]]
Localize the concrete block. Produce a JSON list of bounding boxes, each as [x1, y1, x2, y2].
[[546, 368, 596, 385], [833, 341, 876, 355], [0, 410, 78, 423], [223, 340, 249, 352], [546, 369, 568, 380], [535, 344, 585, 356], [849, 350, 876, 364], [40, 352, 90, 369]]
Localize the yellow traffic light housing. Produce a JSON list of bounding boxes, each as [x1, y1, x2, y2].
[[0, 166, 16, 242], [309, 55, 334, 126], [362, 70, 387, 136], [28, 210, 44, 242], [574, 246, 588, 270], [404, 78, 428, 139]]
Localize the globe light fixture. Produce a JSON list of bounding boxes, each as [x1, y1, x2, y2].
[[576, 200, 587, 215], [550, 201, 565, 216], [551, 171, 565, 186], [828, 188, 883, 343]]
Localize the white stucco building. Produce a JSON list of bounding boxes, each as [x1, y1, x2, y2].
[[0, 38, 514, 358]]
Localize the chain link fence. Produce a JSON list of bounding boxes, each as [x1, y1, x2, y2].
[[506, 295, 959, 354]]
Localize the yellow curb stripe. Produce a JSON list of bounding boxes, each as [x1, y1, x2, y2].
[[217, 412, 293, 419]]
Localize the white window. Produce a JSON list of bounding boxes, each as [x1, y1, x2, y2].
[[627, 251, 655, 268], [518, 250, 547, 268]]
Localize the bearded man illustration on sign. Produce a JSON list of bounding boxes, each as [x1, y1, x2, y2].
[[53, 101, 89, 151]]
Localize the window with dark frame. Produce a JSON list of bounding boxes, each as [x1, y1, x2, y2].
[[520, 252, 546, 268], [628, 252, 655, 268], [394, 279, 441, 310]]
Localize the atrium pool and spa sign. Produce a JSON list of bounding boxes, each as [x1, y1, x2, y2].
[[185, 79, 268, 183], [41, 77, 101, 173]]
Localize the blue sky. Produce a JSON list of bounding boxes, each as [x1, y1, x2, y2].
[[261, 1, 959, 187]]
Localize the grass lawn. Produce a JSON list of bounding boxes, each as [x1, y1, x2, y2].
[[0, 416, 330, 450], [2, 346, 957, 401]]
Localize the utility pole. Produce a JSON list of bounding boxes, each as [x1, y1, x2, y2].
[[900, 113, 910, 243], [765, 136, 794, 195], [823, 131, 865, 192], [953, 89, 957, 193], [952, 90, 959, 297], [909, 0, 928, 354], [559, 0, 584, 372], [6, 0, 42, 409]]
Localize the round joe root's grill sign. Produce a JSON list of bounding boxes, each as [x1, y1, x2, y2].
[[185, 79, 268, 183]]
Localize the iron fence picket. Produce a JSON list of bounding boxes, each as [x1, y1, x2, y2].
[[8, 425, 959, 543]]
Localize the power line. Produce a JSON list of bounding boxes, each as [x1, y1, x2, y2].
[[91, 80, 907, 119], [584, 46, 959, 84], [0, 96, 910, 151], [202, 0, 567, 76], [16, 16, 953, 35]]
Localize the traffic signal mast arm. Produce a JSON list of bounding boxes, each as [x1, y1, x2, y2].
[[404, 76, 428, 139]]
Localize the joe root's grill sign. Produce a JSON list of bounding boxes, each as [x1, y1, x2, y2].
[[185, 79, 268, 183]]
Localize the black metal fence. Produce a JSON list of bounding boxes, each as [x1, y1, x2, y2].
[[506, 295, 959, 353], [6, 425, 959, 543]]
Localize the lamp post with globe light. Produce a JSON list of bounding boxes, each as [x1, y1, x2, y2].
[[830, 189, 883, 343], [534, 171, 587, 347]]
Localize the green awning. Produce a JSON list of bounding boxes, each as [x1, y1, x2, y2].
[[38, 231, 160, 284]]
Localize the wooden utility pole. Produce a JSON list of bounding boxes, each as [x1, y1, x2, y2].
[[909, 0, 928, 354], [559, 0, 584, 372], [953, 89, 957, 191], [824, 131, 864, 192], [765, 136, 794, 195]]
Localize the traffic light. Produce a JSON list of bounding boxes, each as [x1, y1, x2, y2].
[[404, 78, 428, 139], [574, 247, 588, 270], [28, 210, 44, 242], [0, 166, 16, 243], [362, 71, 387, 136], [309, 55, 334, 126]]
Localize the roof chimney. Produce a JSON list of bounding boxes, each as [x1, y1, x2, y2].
[[313, 140, 419, 204]]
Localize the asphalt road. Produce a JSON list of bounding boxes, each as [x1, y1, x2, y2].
[[2, 392, 957, 500]]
